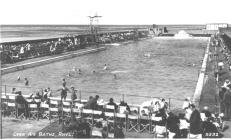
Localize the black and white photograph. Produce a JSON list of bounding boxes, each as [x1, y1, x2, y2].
[[0, 0, 231, 138]]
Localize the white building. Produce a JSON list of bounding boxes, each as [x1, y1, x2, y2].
[[206, 23, 228, 30]]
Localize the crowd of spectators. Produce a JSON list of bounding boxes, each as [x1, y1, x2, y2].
[[0, 36, 81, 64], [0, 31, 149, 64]]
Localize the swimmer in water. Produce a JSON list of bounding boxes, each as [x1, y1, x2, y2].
[[92, 70, 96, 74], [78, 69, 81, 74], [114, 74, 117, 79], [68, 73, 71, 77], [103, 64, 108, 70], [72, 66, 77, 72], [17, 76, 20, 81]]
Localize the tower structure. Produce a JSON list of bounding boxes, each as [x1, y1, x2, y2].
[[88, 13, 102, 43]]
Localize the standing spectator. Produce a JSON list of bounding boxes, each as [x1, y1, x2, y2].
[[189, 104, 202, 137], [62, 78, 66, 87], [71, 87, 77, 103], [57, 85, 70, 101], [222, 84, 231, 120]]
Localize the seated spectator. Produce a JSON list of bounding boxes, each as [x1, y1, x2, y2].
[[71, 87, 77, 103], [114, 122, 125, 138], [11, 88, 16, 94], [34, 92, 42, 99], [166, 112, 180, 138], [222, 79, 231, 89], [160, 98, 168, 109], [91, 122, 104, 138], [140, 110, 148, 116], [119, 101, 130, 114], [107, 98, 118, 112], [202, 118, 223, 138], [91, 95, 100, 110], [43, 89, 48, 100], [201, 106, 212, 118], [77, 118, 91, 138], [47, 87, 52, 97], [182, 97, 191, 110], [155, 108, 167, 126], [178, 113, 189, 138], [84, 96, 94, 109]]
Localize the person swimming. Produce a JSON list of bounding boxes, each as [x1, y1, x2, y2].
[[17, 75, 20, 81], [103, 64, 108, 70], [113, 74, 117, 79], [78, 69, 81, 74], [72, 66, 77, 72]]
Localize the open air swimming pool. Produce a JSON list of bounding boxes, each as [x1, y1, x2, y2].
[[1, 38, 208, 108]]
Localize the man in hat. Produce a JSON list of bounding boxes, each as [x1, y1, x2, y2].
[[189, 104, 202, 137]]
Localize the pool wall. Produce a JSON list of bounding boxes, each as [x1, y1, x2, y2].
[[1, 46, 106, 75], [193, 37, 210, 107]]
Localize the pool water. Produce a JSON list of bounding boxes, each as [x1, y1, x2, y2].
[[2, 38, 208, 107]]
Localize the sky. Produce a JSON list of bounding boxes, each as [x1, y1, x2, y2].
[[0, 0, 231, 25]]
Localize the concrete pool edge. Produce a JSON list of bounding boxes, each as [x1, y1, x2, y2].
[[1, 46, 106, 75], [193, 37, 210, 107]]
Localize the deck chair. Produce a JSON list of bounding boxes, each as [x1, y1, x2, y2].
[[40, 103, 50, 119], [118, 106, 127, 114], [1, 95, 8, 117], [82, 109, 94, 126], [34, 99, 41, 104], [28, 104, 39, 120], [26, 98, 34, 104], [150, 116, 162, 133], [91, 127, 103, 138], [127, 114, 139, 132], [49, 107, 59, 120], [92, 110, 103, 122], [200, 113, 207, 122], [105, 105, 116, 113], [139, 115, 151, 133], [8, 102, 17, 118], [62, 107, 72, 119], [62, 101, 71, 108], [115, 113, 127, 130], [50, 100, 59, 108], [73, 102, 84, 119], [153, 125, 167, 138], [16, 103, 26, 119], [104, 112, 115, 134], [1, 95, 8, 104], [8, 96, 16, 103]]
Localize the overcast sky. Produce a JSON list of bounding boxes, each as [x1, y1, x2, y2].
[[0, 0, 230, 25]]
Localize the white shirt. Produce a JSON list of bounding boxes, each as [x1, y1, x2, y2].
[[218, 62, 224, 67], [179, 119, 190, 130]]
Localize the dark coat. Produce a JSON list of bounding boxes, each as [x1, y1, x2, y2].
[[189, 109, 202, 134], [223, 90, 231, 105]]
